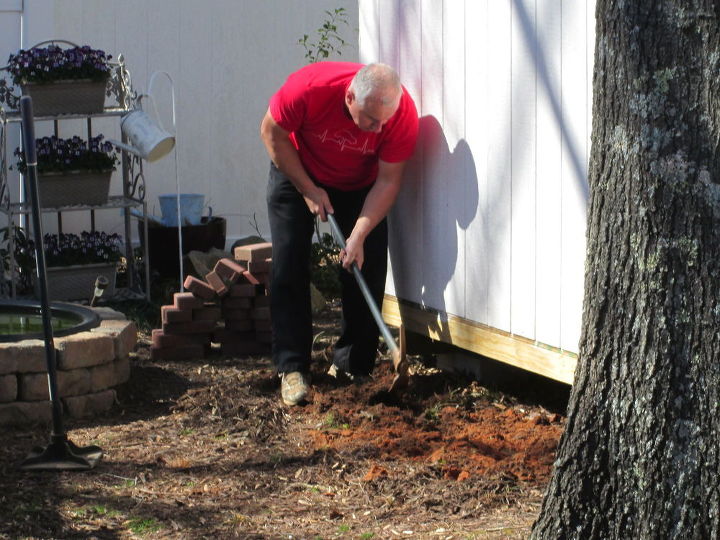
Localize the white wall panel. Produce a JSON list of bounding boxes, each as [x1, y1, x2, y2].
[[364, 0, 594, 356], [485, 0, 513, 333], [510, 0, 537, 339], [560, 0, 590, 353], [464, 0, 489, 326], [535, 0, 563, 347]]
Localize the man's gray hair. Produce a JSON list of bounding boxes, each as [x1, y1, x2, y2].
[[349, 63, 402, 107]]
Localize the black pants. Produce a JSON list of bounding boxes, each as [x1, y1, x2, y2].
[[266, 163, 388, 376]]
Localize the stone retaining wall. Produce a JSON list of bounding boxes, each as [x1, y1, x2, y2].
[[0, 307, 137, 426]]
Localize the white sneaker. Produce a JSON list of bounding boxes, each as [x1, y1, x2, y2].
[[280, 371, 310, 406]]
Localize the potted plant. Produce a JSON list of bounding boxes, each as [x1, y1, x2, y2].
[[14, 134, 118, 208], [6, 42, 112, 115], [41, 231, 123, 301]]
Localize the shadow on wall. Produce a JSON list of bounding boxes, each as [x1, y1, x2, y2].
[[388, 115, 478, 346]]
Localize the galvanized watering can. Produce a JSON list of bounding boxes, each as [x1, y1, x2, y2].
[[110, 109, 175, 162]]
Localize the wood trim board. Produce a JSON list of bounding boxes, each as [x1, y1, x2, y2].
[[382, 295, 577, 385]]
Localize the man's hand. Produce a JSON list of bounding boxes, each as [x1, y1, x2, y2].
[[303, 185, 334, 222], [340, 232, 365, 270]]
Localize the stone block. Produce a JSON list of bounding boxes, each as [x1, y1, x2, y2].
[[91, 307, 127, 321], [174, 292, 205, 310], [90, 362, 117, 392], [18, 373, 50, 401], [57, 368, 92, 397], [183, 275, 217, 301], [0, 401, 52, 426], [0, 339, 47, 374], [115, 356, 131, 385], [56, 332, 114, 370], [0, 374, 18, 403], [91, 319, 138, 359], [233, 242, 272, 262], [17, 369, 92, 401], [63, 389, 116, 418]]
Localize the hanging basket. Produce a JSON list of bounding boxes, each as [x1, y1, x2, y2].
[[21, 78, 108, 116], [41, 263, 117, 301], [37, 169, 112, 208]]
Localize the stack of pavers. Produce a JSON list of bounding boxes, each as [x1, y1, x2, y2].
[[151, 242, 274, 360]]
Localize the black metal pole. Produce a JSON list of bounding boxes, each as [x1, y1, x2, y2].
[[19, 96, 102, 471], [19, 97, 65, 436]]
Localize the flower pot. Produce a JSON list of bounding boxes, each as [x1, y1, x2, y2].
[[41, 262, 117, 301], [21, 78, 108, 116], [37, 169, 112, 208]]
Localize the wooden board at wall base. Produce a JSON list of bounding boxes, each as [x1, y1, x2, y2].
[[381, 295, 577, 385]]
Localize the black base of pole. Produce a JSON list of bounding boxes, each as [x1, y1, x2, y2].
[[20, 433, 102, 471]]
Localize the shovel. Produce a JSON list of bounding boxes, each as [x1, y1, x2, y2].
[[327, 214, 409, 391]]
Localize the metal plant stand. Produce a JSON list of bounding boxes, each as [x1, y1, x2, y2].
[[0, 40, 151, 300]]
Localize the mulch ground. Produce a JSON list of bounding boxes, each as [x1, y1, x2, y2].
[[0, 303, 569, 539]]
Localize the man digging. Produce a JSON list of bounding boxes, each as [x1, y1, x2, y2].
[[260, 62, 419, 406]]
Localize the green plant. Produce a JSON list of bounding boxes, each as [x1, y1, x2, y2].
[[127, 517, 162, 535], [43, 231, 123, 267], [0, 224, 35, 293], [311, 231, 341, 299], [299, 8, 350, 63]]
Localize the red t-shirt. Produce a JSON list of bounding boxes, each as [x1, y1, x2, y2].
[[269, 62, 419, 190]]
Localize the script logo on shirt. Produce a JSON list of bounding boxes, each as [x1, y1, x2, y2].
[[313, 129, 375, 154]]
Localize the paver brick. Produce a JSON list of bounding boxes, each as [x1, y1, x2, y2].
[[183, 276, 217, 301], [251, 307, 272, 320], [205, 271, 229, 297], [246, 259, 272, 274], [254, 319, 272, 332], [193, 306, 222, 322], [221, 297, 253, 310], [90, 362, 117, 392], [152, 329, 211, 348], [228, 283, 260, 298], [162, 320, 217, 335], [174, 292, 205, 310], [256, 331, 272, 344], [222, 308, 251, 321], [214, 258, 247, 283], [162, 305, 192, 324], [224, 319, 254, 332], [234, 242, 272, 262], [253, 295, 271, 308]]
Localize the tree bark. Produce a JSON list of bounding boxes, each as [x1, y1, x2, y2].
[[531, 1, 720, 538]]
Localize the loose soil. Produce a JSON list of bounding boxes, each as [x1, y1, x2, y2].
[[0, 303, 569, 539]]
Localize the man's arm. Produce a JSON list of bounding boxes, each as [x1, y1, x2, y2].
[[342, 159, 406, 270], [259, 108, 333, 219]]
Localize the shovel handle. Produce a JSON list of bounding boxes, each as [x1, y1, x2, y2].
[[326, 214, 399, 356]]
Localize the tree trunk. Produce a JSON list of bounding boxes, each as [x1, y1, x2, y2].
[[531, 1, 720, 538]]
